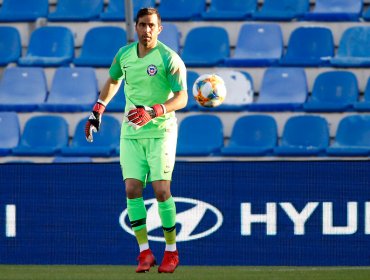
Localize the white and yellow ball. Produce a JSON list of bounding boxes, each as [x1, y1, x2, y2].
[[192, 74, 227, 108]]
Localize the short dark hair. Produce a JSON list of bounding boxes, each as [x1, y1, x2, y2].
[[135, 7, 161, 25]]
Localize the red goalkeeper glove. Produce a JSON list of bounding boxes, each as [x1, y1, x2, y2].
[[126, 104, 166, 129], [85, 101, 106, 142]]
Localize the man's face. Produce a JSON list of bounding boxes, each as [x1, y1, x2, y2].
[[135, 14, 162, 48]]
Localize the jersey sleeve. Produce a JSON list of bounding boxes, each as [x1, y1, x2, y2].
[[167, 54, 187, 93], [109, 48, 124, 81]]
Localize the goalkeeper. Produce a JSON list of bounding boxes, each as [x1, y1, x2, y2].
[[84, 7, 187, 274]]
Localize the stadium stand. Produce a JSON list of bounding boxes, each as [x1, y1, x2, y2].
[[252, 0, 309, 21], [0, 112, 20, 156], [201, 0, 257, 21], [158, 23, 180, 54], [326, 115, 370, 156], [74, 26, 127, 67], [177, 115, 223, 156], [354, 77, 370, 111], [330, 26, 370, 67], [221, 115, 277, 156], [158, 0, 206, 21], [48, 0, 104, 22], [179, 70, 199, 112], [0, 26, 21, 66], [0, 0, 49, 22], [224, 23, 283, 67], [60, 115, 120, 157], [12, 115, 69, 156], [279, 26, 334, 66], [304, 71, 359, 112], [304, 0, 363, 21], [249, 67, 308, 111], [274, 115, 330, 156], [39, 67, 98, 112], [0, 67, 47, 112], [18, 26, 75, 67], [100, 0, 125, 21], [181, 26, 230, 67]]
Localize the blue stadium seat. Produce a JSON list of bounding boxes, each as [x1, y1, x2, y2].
[[100, 0, 156, 21], [159, 0, 206, 21], [221, 115, 277, 156], [304, 71, 358, 112], [159, 23, 180, 54], [48, 0, 103, 21], [18, 26, 74, 67], [224, 23, 283, 67], [252, 0, 309, 21], [177, 115, 223, 156], [0, 112, 20, 156], [304, 0, 363, 21], [326, 115, 370, 156], [0, 0, 48, 22], [0, 26, 21, 66], [274, 115, 329, 156], [12, 115, 69, 156], [0, 67, 47, 112], [201, 0, 257, 21], [249, 67, 308, 111], [363, 7, 370, 21], [181, 26, 229, 67], [330, 26, 370, 67], [53, 156, 93, 163], [74, 26, 126, 67], [39, 67, 98, 112], [105, 83, 126, 112], [197, 70, 254, 112], [179, 70, 199, 112], [61, 115, 120, 157], [354, 78, 370, 111], [280, 27, 334, 66]]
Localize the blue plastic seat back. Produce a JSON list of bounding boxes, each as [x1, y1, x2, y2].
[[309, 71, 358, 104], [181, 70, 199, 111], [364, 7, 370, 20], [106, 83, 126, 112], [202, 0, 257, 20], [0, 67, 47, 111], [305, 0, 363, 21], [0, 112, 20, 154], [48, 0, 104, 21], [44, 67, 98, 111], [18, 115, 69, 149], [253, 0, 309, 20], [177, 115, 223, 155], [0, 26, 21, 65], [225, 23, 283, 66], [100, 0, 124, 20], [281, 115, 329, 148], [252, 68, 307, 110], [334, 115, 370, 146], [159, 0, 206, 20], [337, 27, 370, 58], [182, 26, 229, 66], [0, 0, 49, 21], [281, 27, 334, 66], [159, 23, 180, 53], [18, 26, 74, 67], [74, 26, 126, 67], [71, 115, 121, 148], [229, 115, 277, 148]]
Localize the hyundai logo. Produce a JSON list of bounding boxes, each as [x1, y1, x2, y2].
[[119, 197, 223, 242]]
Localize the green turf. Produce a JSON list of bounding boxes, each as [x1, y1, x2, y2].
[[1, 266, 370, 280]]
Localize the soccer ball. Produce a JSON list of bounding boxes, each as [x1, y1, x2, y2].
[[192, 74, 227, 108]]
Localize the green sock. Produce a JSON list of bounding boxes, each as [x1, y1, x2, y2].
[[127, 197, 148, 246], [158, 196, 176, 245]]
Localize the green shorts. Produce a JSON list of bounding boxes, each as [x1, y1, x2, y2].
[[120, 132, 177, 184]]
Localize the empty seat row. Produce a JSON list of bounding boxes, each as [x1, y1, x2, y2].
[[3, 112, 370, 158], [0, 0, 369, 22], [177, 114, 370, 157], [2, 66, 370, 113], [2, 24, 370, 68]]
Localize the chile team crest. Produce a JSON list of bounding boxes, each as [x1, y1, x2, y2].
[[147, 64, 158, 76]]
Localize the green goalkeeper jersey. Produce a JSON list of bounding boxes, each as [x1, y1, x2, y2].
[[109, 41, 187, 139]]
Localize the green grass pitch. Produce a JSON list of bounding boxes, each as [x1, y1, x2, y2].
[[1, 266, 370, 280]]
